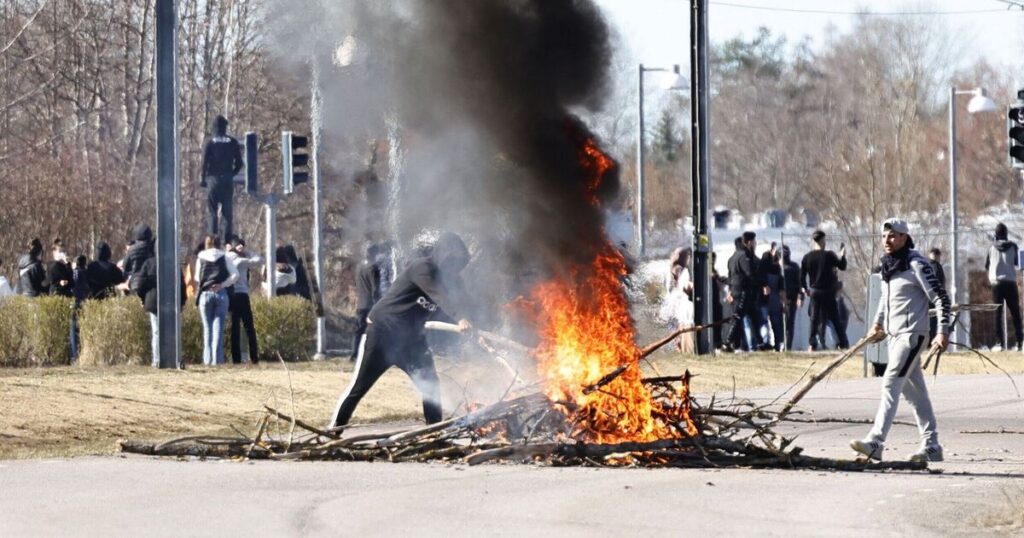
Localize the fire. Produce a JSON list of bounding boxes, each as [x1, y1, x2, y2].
[[528, 133, 695, 444]]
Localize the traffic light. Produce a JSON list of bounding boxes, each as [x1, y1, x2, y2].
[[1008, 90, 1024, 169], [245, 132, 258, 194], [282, 131, 310, 194]]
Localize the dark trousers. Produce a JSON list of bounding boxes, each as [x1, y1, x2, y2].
[[230, 292, 259, 364], [808, 289, 848, 350], [330, 324, 442, 428], [766, 307, 784, 351], [207, 176, 234, 242], [784, 302, 798, 350], [726, 289, 763, 350], [993, 280, 1023, 348], [351, 308, 370, 360]]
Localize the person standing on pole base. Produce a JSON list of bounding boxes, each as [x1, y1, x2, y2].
[[329, 232, 474, 430], [800, 230, 848, 350], [852, 218, 950, 463], [985, 223, 1022, 351], [200, 115, 243, 243]]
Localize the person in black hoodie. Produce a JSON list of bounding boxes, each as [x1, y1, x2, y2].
[[123, 224, 155, 286], [350, 243, 392, 361], [69, 255, 91, 361], [200, 115, 244, 243], [725, 232, 764, 352], [47, 239, 74, 297], [780, 246, 804, 350], [329, 232, 473, 429], [17, 238, 48, 297], [85, 242, 124, 299]]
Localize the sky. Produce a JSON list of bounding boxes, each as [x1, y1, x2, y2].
[[597, 0, 1023, 73]]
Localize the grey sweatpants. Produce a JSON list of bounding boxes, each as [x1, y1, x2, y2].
[[867, 332, 938, 446]]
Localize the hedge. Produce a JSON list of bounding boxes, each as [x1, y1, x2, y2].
[[0, 295, 315, 367]]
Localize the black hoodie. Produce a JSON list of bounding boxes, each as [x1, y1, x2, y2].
[[17, 253, 47, 297], [47, 258, 74, 297], [368, 233, 470, 334], [124, 224, 155, 285], [727, 242, 758, 294], [200, 115, 243, 180], [86, 242, 125, 299]]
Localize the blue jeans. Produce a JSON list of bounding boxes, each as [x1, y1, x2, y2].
[[199, 289, 229, 366]]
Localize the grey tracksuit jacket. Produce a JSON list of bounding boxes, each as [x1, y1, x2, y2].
[[874, 250, 952, 336]]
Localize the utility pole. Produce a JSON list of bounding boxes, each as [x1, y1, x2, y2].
[[690, 0, 713, 354], [264, 194, 278, 298], [155, 0, 181, 369], [311, 59, 327, 357]]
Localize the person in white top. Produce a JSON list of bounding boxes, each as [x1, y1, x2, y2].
[[0, 258, 14, 299], [194, 235, 238, 366]]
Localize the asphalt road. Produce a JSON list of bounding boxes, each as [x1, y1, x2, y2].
[[1, 374, 1022, 537]]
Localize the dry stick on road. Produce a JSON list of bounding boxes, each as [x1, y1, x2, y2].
[[772, 336, 877, 424]]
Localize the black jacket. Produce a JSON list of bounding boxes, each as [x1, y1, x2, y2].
[[800, 249, 846, 292], [727, 245, 758, 294], [929, 260, 947, 289], [369, 233, 470, 334], [17, 254, 47, 297], [124, 225, 155, 283], [136, 257, 187, 315], [356, 262, 384, 311], [196, 249, 237, 292], [782, 260, 803, 303], [200, 119, 243, 180], [47, 260, 74, 297], [86, 242, 125, 299]]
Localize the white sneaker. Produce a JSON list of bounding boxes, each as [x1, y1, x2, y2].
[[909, 444, 943, 463], [850, 439, 884, 461], [992, 345, 1004, 352]]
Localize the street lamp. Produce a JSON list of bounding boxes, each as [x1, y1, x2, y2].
[[637, 63, 688, 258], [948, 86, 997, 335]]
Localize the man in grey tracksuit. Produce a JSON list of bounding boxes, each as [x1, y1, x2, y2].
[[851, 218, 950, 463]]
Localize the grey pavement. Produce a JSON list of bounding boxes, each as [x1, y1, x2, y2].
[[1, 374, 1022, 537]]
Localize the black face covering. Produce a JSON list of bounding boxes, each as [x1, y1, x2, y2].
[[880, 244, 911, 282]]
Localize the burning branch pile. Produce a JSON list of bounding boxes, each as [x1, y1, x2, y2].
[[122, 126, 926, 472]]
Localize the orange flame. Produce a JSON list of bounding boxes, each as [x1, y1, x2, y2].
[[528, 135, 695, 443]]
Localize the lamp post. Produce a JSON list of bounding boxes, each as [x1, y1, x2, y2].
[[948, 86, 996, 336], [637, 63, 688, 258]]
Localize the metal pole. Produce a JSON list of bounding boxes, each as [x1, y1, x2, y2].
[[155, 0, 181, 369], [311, 60, 326, 356], [637, 63, 646, 258], [265, 195, 277, 298], [948, 86, 959, 310], [690, 0, 712, 354]]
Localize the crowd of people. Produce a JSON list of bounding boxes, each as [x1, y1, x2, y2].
[[660, 222, 1024, 355], [0, 226, 316, 368]]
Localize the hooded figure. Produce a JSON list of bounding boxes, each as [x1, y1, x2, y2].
[[985, 222, 1022, 350], [350, 243, 393, 361], [18, 238, 48, 297], [330, 232, 473, 430], [86, 242, 125, 299], [200, 114, 243, 242], [124, 224, 155, 293]]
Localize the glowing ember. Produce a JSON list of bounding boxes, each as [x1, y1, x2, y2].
[[528, 134, 695, 444]]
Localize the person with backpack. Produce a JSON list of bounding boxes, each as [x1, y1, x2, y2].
[[195, 235, 238, 366], [17, 238, 48, 297]]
